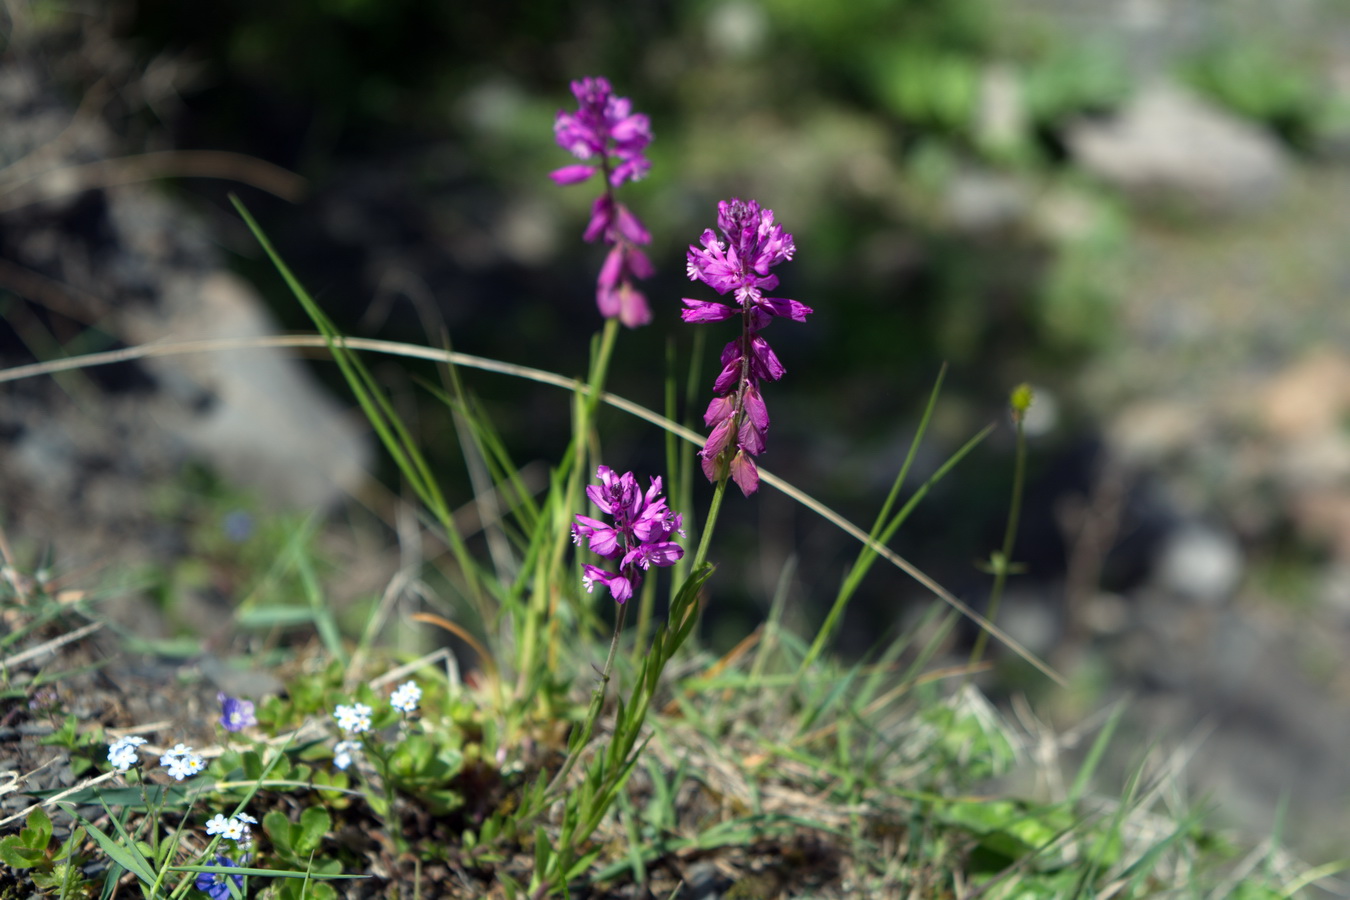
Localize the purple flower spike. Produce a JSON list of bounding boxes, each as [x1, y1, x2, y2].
[[573, 466, 684, 604], [552, 77, 652, 187], [682, 199, 811, 496], [552, 76, 655, 327]]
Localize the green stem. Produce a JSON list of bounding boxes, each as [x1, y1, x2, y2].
[[352, 743, 408, 856], [540, 600, 628, 800], [969, 411, 1028, 670], [689, 478, 728, 575], [517, 318, 620, 694]]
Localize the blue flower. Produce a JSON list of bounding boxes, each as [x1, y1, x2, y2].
[[389, 681, 421, 714], [218, 693, 257, 732], [160, 743, 205, 781], [205, 812, 256, 846], [194, 855, 243, 900], [333, 703, 372, 734], [107, 735, 146, 771], [333, 740, 361, 771]]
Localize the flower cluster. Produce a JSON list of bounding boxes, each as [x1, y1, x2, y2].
[[107, 735, 208, 781], [682, 198, 811, 496], [333, 702, 372, 734], [572, 466, 684, 603], [551, 76, 655, 328], [390, 680, 421, 714], [205, 811, 257, 847], [328, 681, 421, 769], [551, 76, 652, 188], [107, 735, 146, 771], [218, 693, 256, 733], [160, 743, 206, 781]]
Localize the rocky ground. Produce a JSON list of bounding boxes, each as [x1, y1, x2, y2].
[[1004, 0, 1350, 861], [1052, 161, 1350, 862]]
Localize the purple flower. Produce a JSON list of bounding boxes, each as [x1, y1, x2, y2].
[[551, 76, 655, 328], [217, 693, 256, 733], [195, 856, 244, 900], [682, 199, 812, 496], [551, 76, 652, 188], [572, 466, 684, 603]]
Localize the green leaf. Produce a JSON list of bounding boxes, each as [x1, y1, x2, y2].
[[296, 806, 331, 855], [29, 784, 190, 809], [38, 715, 80, 749], [565, 848, 602, 881], [242, 749, 265, 780], [0, 836, 47, 869], [52, 825, 86, 863], [236, 605, 316, 628], [79, 818, 156, 886], [263, 809, 296, 857], [23, 805, 53, 848], [1068, 700, 1124, 802], [172, 863, 366, 880]]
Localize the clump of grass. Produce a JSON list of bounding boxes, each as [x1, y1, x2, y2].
[[0, 74, 1337, 900]]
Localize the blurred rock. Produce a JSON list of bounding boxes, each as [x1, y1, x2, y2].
[[997, 588, 1061, 656], [943, 167, 1032, 232], [128, 268, 369, 510], [0, 57, 370, 569], [1066, 81, 1291, 217], [1108, 399, 1205, 466], [1253, 348, 1350, 560], [1154, 523, 1244, 605], [1258, 346, 1350, 441]]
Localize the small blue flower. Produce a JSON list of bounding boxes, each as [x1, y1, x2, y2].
[[333, 703, 372, 734], [223, 510, 254, 542], [390, 681, 421, 714], [333, 740, 361, 771], [107, 735, 146, 771], [160, 743, 205, 781], [195, 855, 243, 900], [218, 693, 257, 732], [205, 811, 255, 845]]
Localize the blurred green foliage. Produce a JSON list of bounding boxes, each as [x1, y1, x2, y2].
[[1184, 40, 1329, 150], [1023, 42, 1132, 133]]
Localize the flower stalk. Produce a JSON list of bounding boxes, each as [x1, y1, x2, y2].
[[550, 76, 655, 328], [682, 199, 811, 496]]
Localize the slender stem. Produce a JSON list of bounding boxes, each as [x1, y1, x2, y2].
[[540, 600, 628, 799], [376, 750, 408, 855], [599, 602, 630, 689], [631, 573, 655, 671], [689, 478, 728, 575], [969, 411, 1028, 670], [518, 318, 620, 695]]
